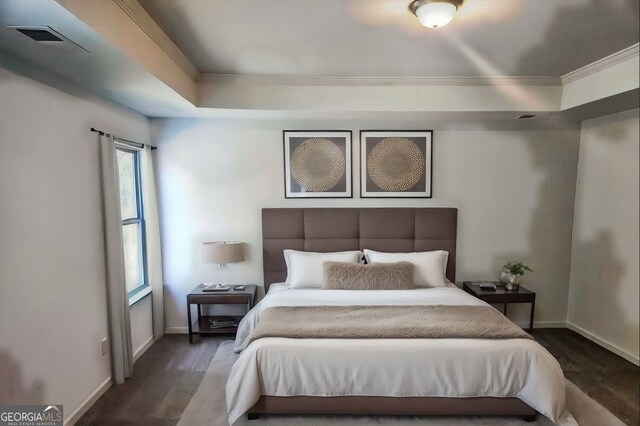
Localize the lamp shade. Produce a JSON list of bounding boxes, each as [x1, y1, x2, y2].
[[202, 241, 245, 264]]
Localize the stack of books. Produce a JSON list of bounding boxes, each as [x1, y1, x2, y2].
[[209, 318, 238, 329]]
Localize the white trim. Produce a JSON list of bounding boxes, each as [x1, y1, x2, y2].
[[515, 320, 638, 365], [165, 326, 189, 334], [115, 140, 142, 152], [133, 335, 154, 363], [112, 0, 199, 79], [128, 285, 152, 306], [199, 45, 638, 88], [562, 43, 640, 84], [566, 322, 639, 366], [198, 73, 561, 87], [63, 377, 112, 425]]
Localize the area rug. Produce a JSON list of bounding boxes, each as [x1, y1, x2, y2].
[[178, 341, 626, 426]]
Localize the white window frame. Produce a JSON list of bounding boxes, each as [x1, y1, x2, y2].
[[116, 143, 151, 306]]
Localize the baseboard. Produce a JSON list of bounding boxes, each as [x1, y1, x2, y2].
[[64, 336, 155, 425], [165, 326, 189, 334], [64, 377, 112, 425], [566, 322, 639, 366], [515, 320, 567, 329], [133, 335, 155, 362]]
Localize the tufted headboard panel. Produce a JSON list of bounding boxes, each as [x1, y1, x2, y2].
[[262, 208, 457, 291]]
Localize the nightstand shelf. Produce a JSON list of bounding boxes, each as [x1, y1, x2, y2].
[[186, 284, 257, 343], [463, 281, 536, 331], [190, 315, 244, 335]]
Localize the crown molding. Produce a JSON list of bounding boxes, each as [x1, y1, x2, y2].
[[198, 44, 639, 89], [562, 43, 639, 84], [112, 0, 199, 79], [197, 74, 561, 87]]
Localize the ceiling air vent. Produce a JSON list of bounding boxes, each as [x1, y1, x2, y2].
[[12, 26, 65, 42], [9, 26, 88, 52], [15, 27, 63, 42], [517, 114, 537, 119]]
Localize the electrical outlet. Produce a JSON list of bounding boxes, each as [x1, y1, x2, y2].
[[101, 338, 108, 356]]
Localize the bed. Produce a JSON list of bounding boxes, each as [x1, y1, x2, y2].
[[226, 208, 575, 425]]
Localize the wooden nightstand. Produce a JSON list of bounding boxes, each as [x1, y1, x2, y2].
[[186, 284, 257, 343], [463, 281, 536, 331]]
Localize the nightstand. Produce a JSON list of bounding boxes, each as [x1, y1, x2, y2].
[[463, 281, 536, 330], [186, 284, 257, 343]]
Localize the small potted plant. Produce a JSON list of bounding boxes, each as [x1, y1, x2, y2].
[[500, 261, 533, 291]]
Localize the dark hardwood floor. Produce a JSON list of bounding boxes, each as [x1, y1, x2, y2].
[[530, 329, 639, 425], [78, 329, 639, 425], [77, 335, 231, 426]]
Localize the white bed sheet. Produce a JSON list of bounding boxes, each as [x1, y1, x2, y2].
[[265, 282, 289, 293], [227, 287, 576, 426]]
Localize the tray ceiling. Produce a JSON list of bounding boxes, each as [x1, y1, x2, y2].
[[0, 0, 636, 118], [139, 0, 639, 77]]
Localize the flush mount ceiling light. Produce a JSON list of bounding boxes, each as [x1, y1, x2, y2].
[[409, 0, 463, 28]]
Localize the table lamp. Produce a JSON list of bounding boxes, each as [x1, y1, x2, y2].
[[202, 241, 245, 288]]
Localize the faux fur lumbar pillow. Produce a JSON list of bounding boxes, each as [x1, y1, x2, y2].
[[323, 261, 415, 290]]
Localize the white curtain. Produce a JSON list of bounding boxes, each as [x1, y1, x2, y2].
[[141, 146, 165, 340], [99, 134, 133, 384]]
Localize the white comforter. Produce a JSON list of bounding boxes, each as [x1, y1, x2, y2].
[[227, 285, 576, 426]]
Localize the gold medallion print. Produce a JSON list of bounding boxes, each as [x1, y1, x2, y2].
[[367, 137, 424, 191], [291, 138, 345, 191]]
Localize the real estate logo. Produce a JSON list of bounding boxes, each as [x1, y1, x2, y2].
[[0, 405, 63, 426]]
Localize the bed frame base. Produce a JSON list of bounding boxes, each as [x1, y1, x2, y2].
[[248, 395, 537, 420]]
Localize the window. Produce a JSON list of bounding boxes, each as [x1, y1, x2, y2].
[[116, 146, 149, 304]]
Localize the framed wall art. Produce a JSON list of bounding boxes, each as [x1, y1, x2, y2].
[[283, 130, 352, 198], [360, 130, 432, 198]]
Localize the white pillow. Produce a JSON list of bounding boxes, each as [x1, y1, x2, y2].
[[363, 249, 448, 288], [284, 249, 363, 289]]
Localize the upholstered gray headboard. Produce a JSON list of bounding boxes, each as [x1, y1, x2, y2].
[[262, 208, 457, 291]]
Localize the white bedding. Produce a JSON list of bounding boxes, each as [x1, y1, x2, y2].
[[227, 285, 576, 426]]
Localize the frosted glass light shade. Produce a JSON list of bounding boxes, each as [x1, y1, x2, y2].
[[415, 2, 458, 28], [202, 241, 245, 264]]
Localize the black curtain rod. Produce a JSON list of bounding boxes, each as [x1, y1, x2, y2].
[[91, 127, 157, 150]]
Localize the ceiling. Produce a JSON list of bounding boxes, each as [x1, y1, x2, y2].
[[0, 0, 637, 119], [0, 0, 196, 117], [139, 0, 639, 77]]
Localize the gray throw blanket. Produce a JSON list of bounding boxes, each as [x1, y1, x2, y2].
[[248, 305, 532, 344]]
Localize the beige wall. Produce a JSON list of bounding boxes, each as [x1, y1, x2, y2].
[[568, 109, 640, 363], [0, 68, 153, 420], [151, 118, 580, 332]]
